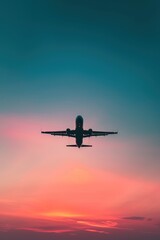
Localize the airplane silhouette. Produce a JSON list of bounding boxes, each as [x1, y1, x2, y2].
[[41, 115, 118, 148]]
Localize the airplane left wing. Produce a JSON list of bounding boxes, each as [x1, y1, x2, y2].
[[41, 130, 76, 137], [83, 130, 118, 137], [91, 131, 118, 136]]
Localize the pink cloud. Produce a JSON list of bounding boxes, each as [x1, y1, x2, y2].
[[17, 227, 74, 233], [77, 220, 118, 228], [0, 214, 159, 238]]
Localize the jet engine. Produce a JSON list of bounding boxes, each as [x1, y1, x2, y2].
[[88, 128, 92, 135], [66, 128, 71, 135]]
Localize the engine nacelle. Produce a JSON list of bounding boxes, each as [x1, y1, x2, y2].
[[66, 128, 71, 135], [88, 128, 92, 135]]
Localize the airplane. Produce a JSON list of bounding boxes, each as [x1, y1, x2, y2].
[[41, 115, 118, 148]]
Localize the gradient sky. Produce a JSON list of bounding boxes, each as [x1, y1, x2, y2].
[[0, 0, 160, 239]]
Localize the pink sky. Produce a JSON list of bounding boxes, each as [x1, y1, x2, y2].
[[0, 114, 160, 239]]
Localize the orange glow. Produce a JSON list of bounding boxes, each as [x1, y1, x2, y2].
[[41, 211, 85, 218]]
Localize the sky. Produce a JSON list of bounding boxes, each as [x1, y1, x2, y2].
[[0, 0, 160, 239]]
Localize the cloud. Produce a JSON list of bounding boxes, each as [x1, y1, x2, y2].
[[85, 228, 108, 234], [0, 214, 118, 235], [77, 220, 118, 229], [122, 216, 146, 221], [0, 214, 159, 240], [17, 227, 73, 234]]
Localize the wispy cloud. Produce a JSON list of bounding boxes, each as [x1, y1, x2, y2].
[[17, 227, 73, 234], [77, 219, 118, 229], [0, 215, 118, 234], [122, 216, 146, 221], [0, 213, 159, 239]]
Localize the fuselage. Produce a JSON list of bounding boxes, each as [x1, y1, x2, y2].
[[75, 115, 83, 148]]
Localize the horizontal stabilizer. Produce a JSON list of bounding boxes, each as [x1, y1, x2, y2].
[[81, 145, 92, 147], [66, 144, 92, 147], [66, 145, 78, 147]]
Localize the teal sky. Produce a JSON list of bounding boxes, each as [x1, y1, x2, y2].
[[1, 0, 160, 139]]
